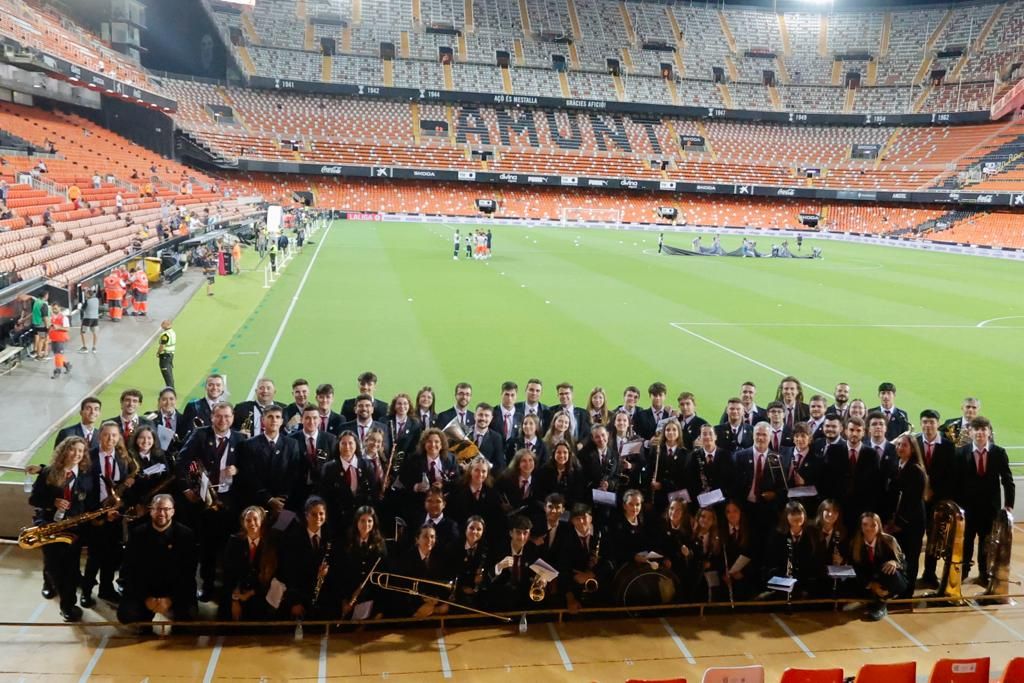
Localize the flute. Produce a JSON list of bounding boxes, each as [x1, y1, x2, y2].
[[720, 534, 735, 609]]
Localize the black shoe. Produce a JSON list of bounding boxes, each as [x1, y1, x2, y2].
[[61, 606, 83, 622], [41, 585, 56, 600], [98, 585, 121, 603], [80, 592, 96, 608], [865, 603, 887, 622], [63, 362, 72, 374]]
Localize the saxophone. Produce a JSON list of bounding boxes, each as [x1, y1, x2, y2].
[[19, 484, 122, 549]]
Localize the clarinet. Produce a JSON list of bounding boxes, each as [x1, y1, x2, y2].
[[311, 541, 331, 606], [785, 534, 795, 606], [697, 450, 710, 492]]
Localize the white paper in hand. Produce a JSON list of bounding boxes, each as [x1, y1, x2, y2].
[[620, 440, 643, 457], [592, 489, 617, 507], [788, 485, 818, 499], [767, 576, 798, 593], [142, 462, 167, 477], [697, 488, 725, 507], [827, 565, 857, 579], [668, 489, 690, 503], [352, 600, 374, 620], [266, 578, 286, 609], [530, 559, 559, 582]]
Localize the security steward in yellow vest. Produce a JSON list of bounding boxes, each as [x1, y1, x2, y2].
[[157, 320, 176, 389]]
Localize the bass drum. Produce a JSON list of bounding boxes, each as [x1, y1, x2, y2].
[[612, 564, 676, 612]]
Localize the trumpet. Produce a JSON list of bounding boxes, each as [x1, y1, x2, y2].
[[369, 571, 510, 622], [529, 575, 547, 602]]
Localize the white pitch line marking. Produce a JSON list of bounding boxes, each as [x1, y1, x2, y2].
[[970, 603, 1024, 640], [318, 632, 329, 682], [977, 315, 1024, 328], [547, 622, 574, 671], [436, 629, 452, 679], [660, 617, 696, 664], [248, 225, 332, 399], [670, 322, 1024, 329], [770, 613, 815, 658], [202, 636, 224, 683], [78, 634, 109, 683], [17, 602, 47, 637], [669, 323, 833, 398], [883, 614, 929, 652]]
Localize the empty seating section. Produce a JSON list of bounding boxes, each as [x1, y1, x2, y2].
[[249, 2, 307, 48], [854, 86, 912, 114], [451, 62, 505, 92], [0, 0, 158, 93], [676, 79, 725, 108], [568, 71, 614, 99], [780, 86, 845, 113], [827, 12, 882, 56], [519, 39, 569, 69], [573, 0, 630, 70], [332, 55, 385, 84], [876, 8, 945, 86], [393, 59, 444, 89], [729, 83, 773, 111], [927, 209, 1024, 248], [408, 31, 457, 61], [421, 0, 464, 27], [921, 82, 992, 114], [673, 6, 730, 82], [508, 67, 562, 96], [782, 13, 833, 86], [250, 47, 321, 81], [630, 4, 674, 75], [728, 10, 783, 83], [464, 29, 517, 65], [622, 75, 671, 105]]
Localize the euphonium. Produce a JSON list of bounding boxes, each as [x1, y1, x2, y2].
[[18, 486, 122, 550], [442, 417, 480, 463], [529, 575, 547, 602], [926, 499, 965, 601], [985, 509, 1015, 603]]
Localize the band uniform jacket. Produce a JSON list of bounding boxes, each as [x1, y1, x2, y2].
[[232, 401, 287, 434], [684, 447, 735, 504], [30, 465, 97, 523], [634, 406, 670, 441], [177, 427, 244, 507], [782, 446, 822, 488], [820, 442, 883, 519], [446, 483, 504, 527], [340, 397, 388, 422], [121, 521, 198, 611], [87, 447, 133, 506], [956, 443, 1015, 519], [577, 440, 621, 492], [731, 448, 789, 506], [114, 414, 154, 440], [289, 429, 339, 492], [885, 462, 926, 535], [150, 410, 190, 457], [182, 397, 218, 431], [916, 435, 957, 503], [506, 437, 549, 469], [720, 406, 768, 426], [277, 524, 334, 612], [388, 417, 423, 456], [54, 423, 101, 450], [236, 433, 304, 511], [399, 452, 460, 492], [311, 411, 345, 436], [552, 405, 592, 442], [679, 415, 709, 450], [490, 406, 523, 444], [436, 407, 475, 434], [468, 428, 507, 472], [317, 456, 377, 525], [767, 425, 794, 452], [714, 422, 754, 454], [869, 406, 911, 441], [514, 401, 550, 431]]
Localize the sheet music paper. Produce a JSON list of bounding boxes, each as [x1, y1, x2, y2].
[[530, 559, 559, 582], [155, 424, 174, 451], [620, 440, 643, 457], [352, 600, 374, 620], [767, 576, 798, 592], [697, 488, 726, 507], [788, 485, 818, 499], [668, 489, 691, 503], [592, 489, 617, 507], [827, 564, 857, 579], [142, 462, 167, 477], [265, 578, 286, 608]]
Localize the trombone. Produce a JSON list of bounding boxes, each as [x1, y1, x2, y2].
[[368, 571, 511, 622]]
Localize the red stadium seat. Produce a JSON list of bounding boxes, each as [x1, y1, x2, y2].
[[1000, 657, 1024, 683], [928, 658, 990, 683], [854, 662, 916, 683], [780, 668, 843, 683], [701, 665, 764, 683]]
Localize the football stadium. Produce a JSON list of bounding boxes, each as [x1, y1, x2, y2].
[[0, 0, 1023, 679]]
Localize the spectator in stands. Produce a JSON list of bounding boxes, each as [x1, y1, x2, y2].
[[0, 202, 12, 221], [115, 192, 124, 215], [131, 170, 140, 180], [35, 160, 47, 174], [46, 139, 56, 155], [155, 220, 166, 241], [42, 207, 53, 228], [68, 184, 82, 209], [0, 179, 8, 203], [92, 173, 102, 190]]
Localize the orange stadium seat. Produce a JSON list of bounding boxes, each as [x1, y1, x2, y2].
[[927, 658, 990, 683], [853, 661, 916, 683], [1000, 658, 1024, 683]]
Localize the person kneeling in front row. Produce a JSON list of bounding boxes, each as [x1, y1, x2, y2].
[[117, 494, 198, 629], [850, 511, 907, 622]]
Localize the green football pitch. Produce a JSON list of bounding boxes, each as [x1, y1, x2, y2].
[[38, 219, 1024, 464]]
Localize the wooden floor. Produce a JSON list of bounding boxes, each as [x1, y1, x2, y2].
[[3, 533, 1024, 682]]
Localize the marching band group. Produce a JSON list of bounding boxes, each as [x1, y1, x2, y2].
[[26, 373, 1013, 628]]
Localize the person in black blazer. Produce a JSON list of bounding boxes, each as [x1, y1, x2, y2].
[[917, 409, 957, 585], [283, 378, 312, 430], [336, 506, 388, 619], [123, 425, 172, 513], [232, 378, 286, 436], [685, 424, 734, 508], [220, 505, 273, 621], [175, 403, 244, 599], [577, 425, 622, 495], [277, 496, 335, 620], [731, 424, 789, 543], [515, 378, 550, 431], [391, 525, 451, 617], [54, 396, 102, 449], [311, 383, 345, 436], [676, 392, 708, 450], [941, 397, 980, 447], [437, 382, 475, 433], [850, 512, 907, 621], [467, 403, 507, 472], [411, 487, 461, 553], [806, 395, 829, 442], [387, 393, 423, 456], [505, 414, 549, 469], [883, 433, 927, 598], [114, 389, 154, 441], [495, 448, 544, 526], [721, 381, 768, 426], [235, 406, 304, 513], [340, 394, 391, 453], [317, 432, 377, 531], [29, 436, 97, 621], [398, 429, 460, 524], [289, 404, 339, 499], [775, 376, 810, 429], [491, 382, 523, 445], [488, 516, 540, 612], [785, 424, 822, 488], [640, 418, 689, 513], [820, 417, 883, 531], [825, 382, 852, 421], [447, 455, 503, 528], [339, 371, 389, 421], [764, 402, 794, 452], [149, 388, 190, 461], [415, 386, 438, 430], [551, 382, 592, 443], [870, 382, 911, 441], [866, 412, 899, 494], [957, 416, 1014, 583], [183, 374, 227, 432], [715, 399, 754, 454], [632, 382, 670, 441], [535, 442, 588, 508]]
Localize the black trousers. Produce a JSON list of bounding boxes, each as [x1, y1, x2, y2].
[[158, 353, 174, 389], [962, 511, 994, 579], [43, 540, 83, 612], [894, 526, 924, 598], [82, 521, 123, 593], [180, 502, 233, 590]]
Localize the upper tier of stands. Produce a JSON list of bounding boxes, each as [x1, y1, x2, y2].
[[0, 0, 160, 95], [208, 0, 1024, 113], [163, 78, 1024, 192]]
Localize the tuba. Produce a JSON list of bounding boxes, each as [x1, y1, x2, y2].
[[442, 417, 481, 463], [985, 509, 1015, 603], [926, 499, 966, 602]]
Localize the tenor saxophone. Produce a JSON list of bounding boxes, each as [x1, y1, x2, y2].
[[19, 486, 122, 549]]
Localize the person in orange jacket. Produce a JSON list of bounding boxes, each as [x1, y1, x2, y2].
[[48, 303, 71, 379], [103, 271, 124, 321], [131, 267, 149, 317]]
